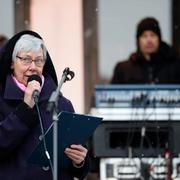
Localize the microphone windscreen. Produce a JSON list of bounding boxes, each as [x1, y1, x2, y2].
[[27, 74, 42, 86], [70, 71, 75, 79]]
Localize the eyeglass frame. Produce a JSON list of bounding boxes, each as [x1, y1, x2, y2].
[[16, 55, 45, 67]]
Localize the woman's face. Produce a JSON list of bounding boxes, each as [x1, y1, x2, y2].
[[11, 48, 45, 86]]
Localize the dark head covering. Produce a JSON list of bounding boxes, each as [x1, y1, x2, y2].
[[136, 17, 161, 41], [0, 30, 58, 86]]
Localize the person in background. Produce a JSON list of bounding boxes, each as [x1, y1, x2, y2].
[[0, 34, 8, 54], [0, 30, 89, 180], [111, 17, 180, 84], [0, 34, 8, 48]]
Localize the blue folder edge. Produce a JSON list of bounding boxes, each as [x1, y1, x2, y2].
[[28, 111, 103, 168]]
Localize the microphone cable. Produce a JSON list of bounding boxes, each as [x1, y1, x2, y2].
[[35, 101, 54, 177]]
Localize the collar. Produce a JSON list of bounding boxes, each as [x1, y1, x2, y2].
[[4, 74, 57, 102], [11, 75, 45, 93]]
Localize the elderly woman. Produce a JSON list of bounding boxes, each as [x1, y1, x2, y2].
[[0, 30, 89, 180]]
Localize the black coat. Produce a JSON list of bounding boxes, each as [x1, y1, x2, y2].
[[0, 75, 89, 180], [111, 42, 180, 84]]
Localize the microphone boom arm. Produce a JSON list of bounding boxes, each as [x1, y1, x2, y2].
[[46, 67, 74, 113]]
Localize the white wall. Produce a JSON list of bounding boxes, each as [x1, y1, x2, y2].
[[98, 0, 172, 80], [0, 0, 14, 37], [30, 0, 84, 113]]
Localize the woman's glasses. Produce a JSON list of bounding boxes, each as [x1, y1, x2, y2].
[[16, 56, 45, 67]]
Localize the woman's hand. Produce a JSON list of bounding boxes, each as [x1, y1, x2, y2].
[[64, 144, 88, 166], [24, 80, 41, 108]]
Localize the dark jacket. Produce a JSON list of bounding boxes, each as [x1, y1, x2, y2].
[[111, 42, 180, 84], [0, 75, 89, 180]]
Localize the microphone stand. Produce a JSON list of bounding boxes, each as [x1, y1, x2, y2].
[[46, 67, 74, 180]]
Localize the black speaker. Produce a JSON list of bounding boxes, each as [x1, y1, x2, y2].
[[92, 121, 180, 157]]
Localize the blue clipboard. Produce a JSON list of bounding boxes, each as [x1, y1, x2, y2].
[[28, 111, 102, 168]]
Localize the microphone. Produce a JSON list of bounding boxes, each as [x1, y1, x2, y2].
[[29, 75, 54, 174], [27, 74, 42, 102]]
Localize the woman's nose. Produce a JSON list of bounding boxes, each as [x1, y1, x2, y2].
[[28, 61, 37, 69]]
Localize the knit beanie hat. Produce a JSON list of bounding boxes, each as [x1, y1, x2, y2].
[[136, 17, 161, 41]]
